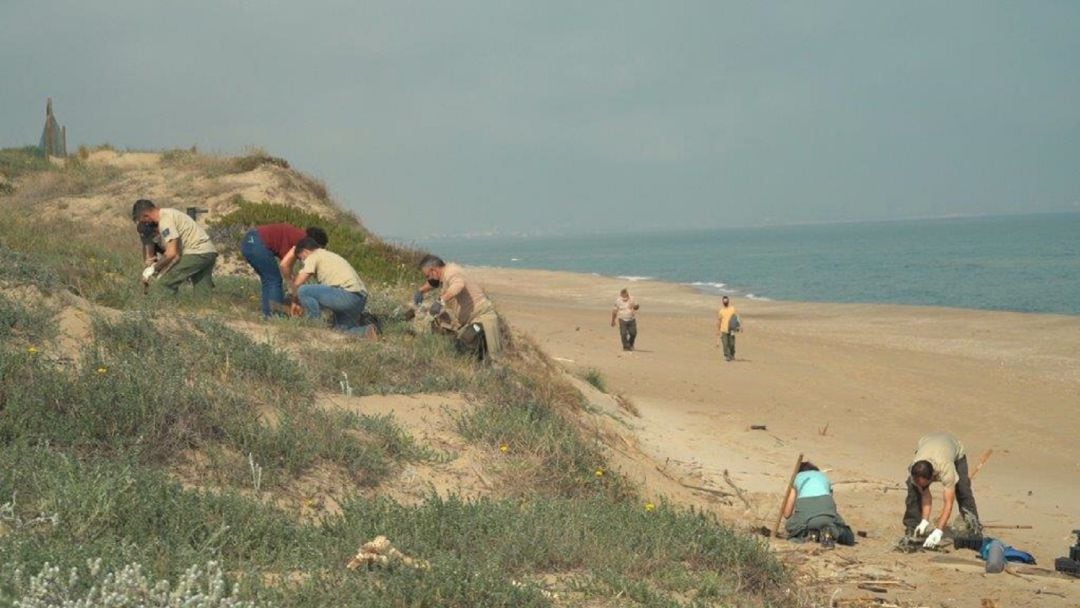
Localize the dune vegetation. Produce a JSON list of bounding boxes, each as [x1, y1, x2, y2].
[[0, 146, 795, 607]]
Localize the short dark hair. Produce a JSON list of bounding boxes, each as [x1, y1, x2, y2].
[[798, 461, 820, 472], [294, 237, 321, 255], [305, 227, 329, 247], [131, 199, 156, 221], [418, 254, 445, 271], [910, 460, 934, 480]]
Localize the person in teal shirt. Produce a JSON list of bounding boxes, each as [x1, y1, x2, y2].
[[783, 461, 855, 546]]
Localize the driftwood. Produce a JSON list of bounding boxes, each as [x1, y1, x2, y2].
[[724, 469, 755, 511], [969, 449, 993, 480]]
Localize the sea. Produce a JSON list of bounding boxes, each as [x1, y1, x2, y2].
[[415, 212, 1080, 315]]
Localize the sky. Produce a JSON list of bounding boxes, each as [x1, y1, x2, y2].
[[2, 1, 1078, 239]]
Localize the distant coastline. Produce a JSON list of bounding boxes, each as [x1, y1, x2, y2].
[[415, 212, 1080, 315]]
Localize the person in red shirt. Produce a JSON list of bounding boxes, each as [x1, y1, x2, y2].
[[241, 223, 328, 317]]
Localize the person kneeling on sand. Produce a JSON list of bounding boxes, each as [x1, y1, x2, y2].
[[131, 199, 218, 297], [904, 432, 981, 548], [290, 238, 376, 338], [783, 461, 855, 547], [414, 255, 502, 361]]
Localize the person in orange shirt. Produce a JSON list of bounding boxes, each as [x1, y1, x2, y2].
[[716, 296, 739, 361]]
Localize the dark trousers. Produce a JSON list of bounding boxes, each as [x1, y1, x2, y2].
[[721, 332, 736, 360], [241, 229, 285, 318], [618, 319, 637, 350], [902, 455, 980, 530]]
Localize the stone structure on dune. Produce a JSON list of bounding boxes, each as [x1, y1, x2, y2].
[[39, 97, 67, 157]]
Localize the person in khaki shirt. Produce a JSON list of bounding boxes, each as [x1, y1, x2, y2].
[[904, 432, 981, 548], [610, 288, 640, 351], [131, 199, 217, 297], [290, 238, 374, 336], [716, 295, 739, 361], [415, 254, 501, 360]]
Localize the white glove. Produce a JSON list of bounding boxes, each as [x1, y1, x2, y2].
[[142, 265, 157, 280], [914, 518, 932, 536], [922, 528, 943, 549]]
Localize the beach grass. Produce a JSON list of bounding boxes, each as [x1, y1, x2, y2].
[[0, 149, 796, 607]]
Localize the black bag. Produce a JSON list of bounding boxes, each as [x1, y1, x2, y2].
[[456, 322, 488, 361]]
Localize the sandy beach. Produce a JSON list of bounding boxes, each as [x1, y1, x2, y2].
[[474, 266, 1080, 606]]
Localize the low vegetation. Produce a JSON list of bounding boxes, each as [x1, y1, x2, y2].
[[0, 147, 795, 607]]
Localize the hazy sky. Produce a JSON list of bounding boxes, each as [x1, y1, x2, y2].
[[2, 1, 1078, 238]]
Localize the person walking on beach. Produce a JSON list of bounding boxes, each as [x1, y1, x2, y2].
[[131, 199, 218, 297], [904, 432, 981, 548], [716, 296, 739, 361], [290, 238, 375, 337], [610, 288, 640, 351], [241, 223, 329, 318]]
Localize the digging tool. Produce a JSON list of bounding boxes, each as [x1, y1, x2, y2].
[[969, 449, 993, 480], [771, 452, 803, 539]]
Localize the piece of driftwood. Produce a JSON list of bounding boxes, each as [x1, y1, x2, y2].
[[724, 469, 755, 511], [969, 449, 993, 480], [982, 524, 1032, 530], [771, 453, 804, 538]]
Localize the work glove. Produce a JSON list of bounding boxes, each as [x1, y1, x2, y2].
[[429, 300, 444, 316], [914, 518, 932, 536], [413, 291, 424, 306], [922, 528, 943, 549], [142, 265, 157, 281]]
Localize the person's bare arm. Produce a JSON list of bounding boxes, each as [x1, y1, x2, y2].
[[155, 240, 180, 274], [920, 486, 933, 522], [782, 487, 797, 519], [937, 486, 956, 530], [290, 271, 312, 302], [611, 308, 617, 327], [142, 243, 157, 266], [279, 247, 298, 285]]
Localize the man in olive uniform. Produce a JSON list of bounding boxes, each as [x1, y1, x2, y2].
[[131, 199, 217, 297], [904, 432, 982, 549]]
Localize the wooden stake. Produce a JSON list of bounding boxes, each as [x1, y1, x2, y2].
[[969, 449, 993, 480], [772, 452, 804, 539]]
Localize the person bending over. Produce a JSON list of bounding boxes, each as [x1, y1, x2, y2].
[[904, 432, 981, 548]]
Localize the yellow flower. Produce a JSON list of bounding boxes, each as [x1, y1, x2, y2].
[[499, 443, 509, 453], [27, 347, 38, 354], [97, 367, 108, 374], [595, 467, 605, 477], [644, 502, 656, 512]]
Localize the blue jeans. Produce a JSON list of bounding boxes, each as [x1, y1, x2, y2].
[[241, 229, 284, 317], [297, 284, 368, 332]]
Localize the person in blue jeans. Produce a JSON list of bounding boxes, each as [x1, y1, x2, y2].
[[241, 224, 328, 317], [291, 238, 376, 337]]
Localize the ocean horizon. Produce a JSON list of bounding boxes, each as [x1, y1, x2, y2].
[[415, 212, 1080, 315]]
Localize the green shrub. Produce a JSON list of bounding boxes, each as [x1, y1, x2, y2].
[[583, 368, 606, 392], [210, 198, 423, 286], [0, 146, 53, 178]]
